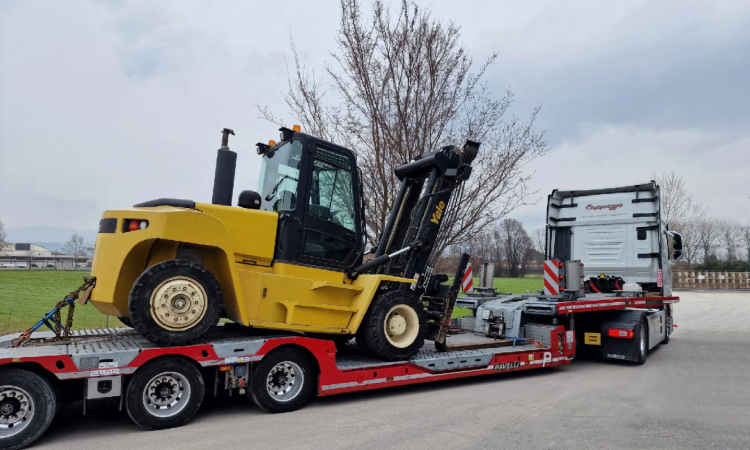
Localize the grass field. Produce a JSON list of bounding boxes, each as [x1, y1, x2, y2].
[[453, 275, 543, 318], [0, 270, 112, 334], [0, 271, 543, 334]]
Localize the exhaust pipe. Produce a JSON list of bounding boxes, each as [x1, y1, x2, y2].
[[212, 128, 236, 206]]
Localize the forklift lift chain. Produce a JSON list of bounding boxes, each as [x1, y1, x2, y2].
[[11, 277, 96, 348]]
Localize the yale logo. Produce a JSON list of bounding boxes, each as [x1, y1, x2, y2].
[[430, 201, 446, 225]]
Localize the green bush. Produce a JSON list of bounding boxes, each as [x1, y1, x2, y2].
[[695, 261, 750, 271]]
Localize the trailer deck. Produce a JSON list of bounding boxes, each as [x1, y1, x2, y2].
[[0, 293, 677, 450], [0, 323, 571, 394]]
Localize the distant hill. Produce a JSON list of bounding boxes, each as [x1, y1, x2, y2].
[[5, 227, 98, 251]]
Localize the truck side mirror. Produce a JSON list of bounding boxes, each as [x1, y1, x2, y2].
[[666, 230, 683, 261]]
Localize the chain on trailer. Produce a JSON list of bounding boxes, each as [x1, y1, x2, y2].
[[11, 277, 96, 348]]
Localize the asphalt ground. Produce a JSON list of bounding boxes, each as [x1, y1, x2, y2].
[[33, 291, 750, 450]]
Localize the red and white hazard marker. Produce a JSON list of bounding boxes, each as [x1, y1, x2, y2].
[[462, 263, 474, 293], [543, 260, 559, 296]]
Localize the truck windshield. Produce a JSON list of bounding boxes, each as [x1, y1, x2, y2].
[[258, 140, 303, 212]]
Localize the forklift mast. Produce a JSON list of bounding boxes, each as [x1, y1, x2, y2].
[[348, 140, 479, 295]]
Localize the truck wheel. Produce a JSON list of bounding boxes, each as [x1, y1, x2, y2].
[[249, 348, 315, 414], [129, 259, 223, 346], [661, 309, 671, 345], [360, 290, 426, 361], [635, 321, 648, 365], [125, 357, 205, 430], [0, 368, 57, 450]]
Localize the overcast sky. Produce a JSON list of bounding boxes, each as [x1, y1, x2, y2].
[[1, 0, 749, 235]]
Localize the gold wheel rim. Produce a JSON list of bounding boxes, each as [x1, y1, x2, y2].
[[150, 276, 208, 331], [383, 304, 419, 348]]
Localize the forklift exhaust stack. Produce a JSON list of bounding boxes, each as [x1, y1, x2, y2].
[[212, 128, 236, 206]]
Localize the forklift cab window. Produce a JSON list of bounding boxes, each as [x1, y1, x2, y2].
[[258, 140, 303, 212], [302, 145, 358, 263], [308, 149, 355, 232]]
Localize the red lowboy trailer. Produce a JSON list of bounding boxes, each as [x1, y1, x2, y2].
[[0, 292, 677, 450]]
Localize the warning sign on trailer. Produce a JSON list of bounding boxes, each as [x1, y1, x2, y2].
[[462, 263, 473, 292]]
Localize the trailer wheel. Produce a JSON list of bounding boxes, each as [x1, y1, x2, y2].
[[360, 290, 426, 361], [125, 357, 205, 430], [0, 368, 57, 450], [635, 321, 648, 365], [129, 259, 223, 346], [249, 348, 315, 414]]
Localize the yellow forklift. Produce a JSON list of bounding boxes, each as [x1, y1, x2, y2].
[[89, 127, 478, 360]]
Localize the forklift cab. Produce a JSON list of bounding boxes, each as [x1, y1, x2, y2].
[[255, 129, 365, 271]]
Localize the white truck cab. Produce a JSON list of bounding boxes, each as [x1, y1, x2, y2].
[[546, 182, 682, 295]]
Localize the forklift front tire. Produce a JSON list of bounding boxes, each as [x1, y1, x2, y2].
[[361, 290, 426, 361], [129, 259, 223, 347]]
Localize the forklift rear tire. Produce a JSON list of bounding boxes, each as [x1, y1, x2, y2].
[[0, 368, 57, 450], [249, 348, 315, 414], [129, 259, 223, 346], [360, 290, 426, 361], [125, 357, 205, 430], [118, 316, 133, 328]]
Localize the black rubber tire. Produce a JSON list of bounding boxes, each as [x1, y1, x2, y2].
[[360, 290, 426, 361], [354, 326, 370, 353], [0, 368, 57, 450], [249, 348, 315, 414], [635, 321, 648, 365], [118, 316, 133, 328], [129, 259, 223, 346], [661, 309, 671, 345], [124, 357, 205, 430]]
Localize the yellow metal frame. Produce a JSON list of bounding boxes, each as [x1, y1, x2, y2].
[[90, 202, 413, 335]]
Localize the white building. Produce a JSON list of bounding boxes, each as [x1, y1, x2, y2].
[[0, 243, 89, 269]]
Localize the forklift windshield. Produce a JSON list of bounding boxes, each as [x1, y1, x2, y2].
[[258, 140, 303, 212]]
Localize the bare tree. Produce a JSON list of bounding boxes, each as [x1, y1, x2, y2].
[[0, 220, 7, 255], [676, 219, 700, 266], [741, 222, 750, 263], [63, 234, 91, 262], [696, 218, 720, 263], [717, 219, 741, 262], [494, 218, 532, 278], [671, 204, 706, 267], [260, 0, 547, 257], [531, 228, 546, 256], [653, 171, 700, 225]]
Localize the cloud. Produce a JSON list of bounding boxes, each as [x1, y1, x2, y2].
[[514, 124, 750, 230], [0, 0, 748, 235]]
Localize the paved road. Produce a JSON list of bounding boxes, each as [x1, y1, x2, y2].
[[36, 291, 750, 450]]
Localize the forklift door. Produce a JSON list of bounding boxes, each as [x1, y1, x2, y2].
[[260, 135, 363, 270], [300, 144, 361, 269]]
